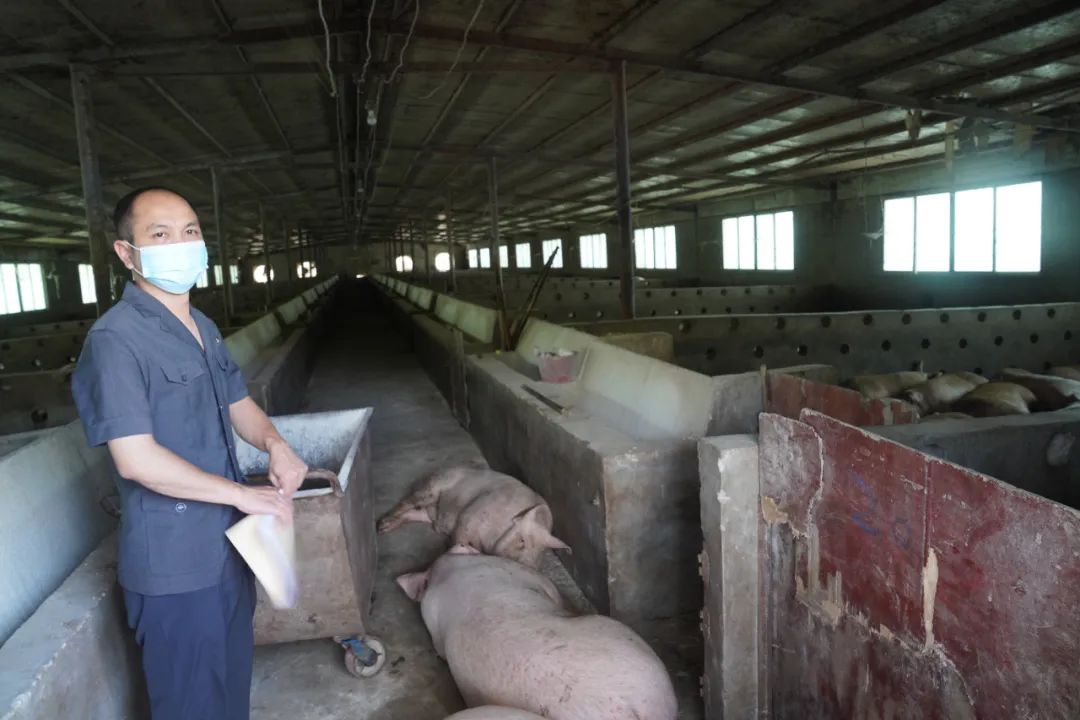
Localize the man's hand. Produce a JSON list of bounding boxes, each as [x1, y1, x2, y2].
[[266, 436, 308, 496], [233, 484, 293, 524]]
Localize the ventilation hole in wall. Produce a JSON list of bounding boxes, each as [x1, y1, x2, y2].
[[701, 307, 709, 314], [958, 338, 968, 349], [1030, 333, 1039, 344], [911, 362, 922, 371], [705, 347, 717, 360], [748, 305, 756, 312], [939, 313, 950, 324], [994, 335, 1004, 346], [696, 289, 703, 296], [921, 339, 931, 349], [670, 290, 677, 297], [974, 367, 983, 375], [753, 345, 764, 358], [616, 293, 623, 301], [1066, 331, 1074, 341], [568, 311, 576, 319], [796, 344, 808, 356], [768, 288, 775, 295], [1013, 309, 1022, 320], [820, 316, 832, 328], [720, 289, 728, 296], [1044, 361, 1053, 371], [541, 313, 549, 319], [730, 319, 740, 330], [555, 293, 563, 301], [725, 306, 733, 314], [977, 312, 987, 322], [775, 318, 786, 330], [674, 309, 682, 315], [840, 343, 850, 354], [881, 340, 892, 351], [1048, 308, 1056, 318], [862, 314, 874, 326], [645, 290, 652, 298], [607, 281, 614, 287], [595, 311, 604, 319], [650, 310, 657, 317], [583, 292, 590, 300], [773, 305, 780, 312], [901, 313, 912, 325]]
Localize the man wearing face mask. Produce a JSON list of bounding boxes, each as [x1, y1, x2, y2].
[[71, 187, 308, 720]]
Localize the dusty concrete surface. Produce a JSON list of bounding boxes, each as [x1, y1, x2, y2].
[[251, 282, 703, 719]]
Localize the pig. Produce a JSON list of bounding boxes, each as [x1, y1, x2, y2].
[[951, 381, 1037, 417], [398, 548, 678, 720], [847, 371, 928, 400], [378, 464, 569, 567], [999, 368, 1080, 411], [900, 372, 987, 414], [1048, 365, 1080, 382], [918, 411, 974, 423], [445, 708, 548, 720]]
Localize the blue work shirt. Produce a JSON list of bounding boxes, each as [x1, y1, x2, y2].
[[72, 282, 249, 596]]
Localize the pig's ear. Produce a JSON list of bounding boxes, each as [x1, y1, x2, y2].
[[544, 530, 572, 554], [515, 504, 546, 526], [448, 543, 480, 556], [396, 571, 429, 601]]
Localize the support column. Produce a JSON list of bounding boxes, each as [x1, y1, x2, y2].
[[612, 60, 636, 319], [488, 157, 509, 349], [260, 203, 272, 306], [70, 66, 113, 316], [283, 219, 293, 288], [211, 167, 232, 328], [446, 193, 457, 293]]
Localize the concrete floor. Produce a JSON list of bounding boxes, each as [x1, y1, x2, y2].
[[250, 285, 704, 719]]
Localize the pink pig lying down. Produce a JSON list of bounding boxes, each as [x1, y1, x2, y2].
[[378, 464, 570, 567], [398, 547, 678, 720], [444, 707, 547, 719]]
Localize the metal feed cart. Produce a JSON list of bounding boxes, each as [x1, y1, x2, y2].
[[234, 407, 385, 677]]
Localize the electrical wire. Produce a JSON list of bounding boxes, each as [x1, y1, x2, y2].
[[317, 0, 337, 97], [417, 0, 485, 100], [384, 0, 420, 86], [358, 0, 377, 87]]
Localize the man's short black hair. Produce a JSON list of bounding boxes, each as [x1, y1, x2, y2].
[[112, 186, 193, 242]]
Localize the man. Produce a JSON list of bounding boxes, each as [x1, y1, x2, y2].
[[72, 187, 308, 720]]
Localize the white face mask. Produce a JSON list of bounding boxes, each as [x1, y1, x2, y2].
[[125, 240, 208, 294]]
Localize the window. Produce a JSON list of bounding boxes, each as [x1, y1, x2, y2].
[[634, 225, 678, 270], [78, 263, 96, 304], [254, 264, 275, 283], [434, 252, 451, 272], [499, 245, 509, 268], [0, 262, 47, 314], [297, 261, 318, 278], [883, 181, 1041, 272], [213, 264, 223, 286], [468, 248, 478, 268], [579, 233, 608, 269], [229, 265, 240, 284], [541, 239, 563, 269], [196, 271, 209, 289], [515, 242, 532, 269], [394, 256, 414, 273], [479, 248, 491, 269], [721, 211, 794, 270]]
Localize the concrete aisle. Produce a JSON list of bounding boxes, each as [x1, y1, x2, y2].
[[250, 282, 703, 720]]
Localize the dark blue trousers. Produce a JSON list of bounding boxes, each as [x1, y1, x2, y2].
[[124, 558, 256, 720]]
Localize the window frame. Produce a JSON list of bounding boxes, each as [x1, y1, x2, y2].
[[515, 242, 532, 269], [0, 262, 47, 314], [633, 225, 679, 271], [720, 210, 795, 272], [880, 178, 1043, 275], [434, 251, 451, 273], [578, 232, 609, 269], [541, 239, 563, 269], [78, 263, 97, 304]]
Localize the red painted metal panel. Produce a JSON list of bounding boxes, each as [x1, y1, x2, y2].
[[764, 372, 920, 426], [760, 410, 1080, 718], [927, 458, 1080, 717]]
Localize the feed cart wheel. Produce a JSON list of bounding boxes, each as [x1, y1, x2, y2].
[[343, 635, 387, 678]]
